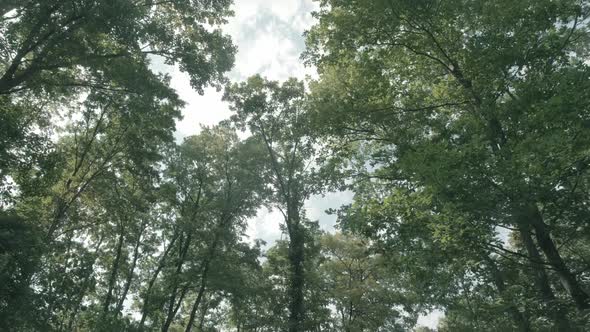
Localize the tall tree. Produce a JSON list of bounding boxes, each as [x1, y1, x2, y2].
[[137, 126, 267, 331], [225, 75, 320, 332], [0, 0, 235, 201], [0, 1, 236, 329], [305, 0, 590, 322]]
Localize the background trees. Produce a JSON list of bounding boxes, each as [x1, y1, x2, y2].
[[305, 0, 590, 329], [320, 233, 417, 331], [0, 0, 235, 206], [0, 1, 241, 330], [2, 0, 590, 330]]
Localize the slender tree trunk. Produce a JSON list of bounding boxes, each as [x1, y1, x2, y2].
[[67, 234, 104, 330], [139, 230, 180, 330], [518, 223, 571, 330], [44, 231, 75, 325], [527, 205, 590, 311], [197, 294, 209, 332], [184, 279, 208, 332], [185, 258, 213, 332], [161, 232, 192, 332], [102, 225, 125, 315], [518, 224, 556, 302], [185, 216, 227, 332], [287, 219, 305, 332], [115, 224, 144, 316], [161, 284, 189, 332]]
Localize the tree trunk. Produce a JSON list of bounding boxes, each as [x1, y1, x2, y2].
[[184, 274, 208, 332], [184, 249, 216, 332], [518, 224, 556, 302], [287, 221, 305, 332], [67, 234, 104, 330], [160, 285, 189, 332], [185, 216, 226, 332], [527, 205, 590, 310], [103, 225, 125, 314], [197, 294, 209, 331], [161, 232, 192, 332], [44, 231, 75, 325], [115, 224, 144, 316], [518, 223, 571, 330], [139, 230, 180, 330]]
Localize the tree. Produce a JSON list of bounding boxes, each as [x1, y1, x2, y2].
[[0, 213, 44, 330], [225, 75, 321, 332], [1, 0, 235, 205], [3, 1, 590, 330], [305, 0, 590, 326], [0, 1, 236, 329], [320, 232, 417, 331], [0, 0, 234, 95], [137, 125, 267, 332]]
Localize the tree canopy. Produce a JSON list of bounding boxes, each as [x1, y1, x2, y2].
[[2, 0, 590, 331]]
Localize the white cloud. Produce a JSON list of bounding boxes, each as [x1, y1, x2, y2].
[[171, 69, 230, 139], [235, 31, 298, 80], [305, 191, 353, 233], [231, 0, 308, 25], [246, 208, 284, 247], [417, 309, 444, 329], [269, 1, 302, 22], [224, 0, 317, 81], [171, 0, 319, 142]]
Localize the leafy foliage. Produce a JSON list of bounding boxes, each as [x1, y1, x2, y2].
[[2, 0, 590, 331]]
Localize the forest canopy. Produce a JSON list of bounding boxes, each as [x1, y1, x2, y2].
[[1, 0, 590, 331]]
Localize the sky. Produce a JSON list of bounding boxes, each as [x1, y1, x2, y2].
[[161, 0, 440, 328]]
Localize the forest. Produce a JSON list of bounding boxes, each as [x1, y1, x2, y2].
[[1, 0, 590, 331]]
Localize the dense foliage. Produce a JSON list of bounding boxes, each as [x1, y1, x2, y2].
[[1, 0, 590, 331]]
